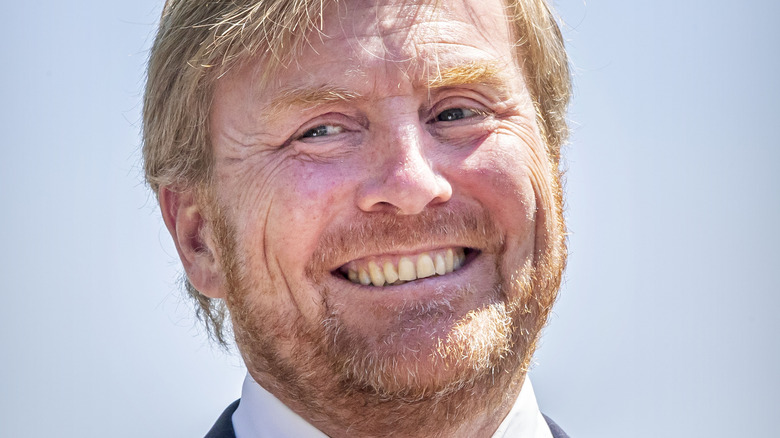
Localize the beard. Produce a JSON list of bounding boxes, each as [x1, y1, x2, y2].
[[210, 197, 566, 437]]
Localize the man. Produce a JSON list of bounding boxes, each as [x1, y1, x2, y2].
[[143, 0, 571, 436]]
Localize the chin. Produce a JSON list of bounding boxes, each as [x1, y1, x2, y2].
[[326, 301, 520, 401], [315, 260, 548, 400]]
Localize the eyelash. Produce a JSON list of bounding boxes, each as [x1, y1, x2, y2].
[[300, 124, 344, 139], [429, 106, 490, 124], [294, 113, 357, 143]]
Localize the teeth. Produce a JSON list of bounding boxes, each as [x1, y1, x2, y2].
[[343, 248, 469, 287], [416, 254, 435, 279], [383, 262, 399, 284], [358, 269, 372, 286], [434, 253, 446, 275], [368, 261, 385, 287], [398, 257, 417, 281], [453, 248, 464, 270]]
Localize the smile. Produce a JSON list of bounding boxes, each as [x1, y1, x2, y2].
[[337, 248, 473, 287]]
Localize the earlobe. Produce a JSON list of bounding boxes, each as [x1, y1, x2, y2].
[[159, 186, 226, 299]]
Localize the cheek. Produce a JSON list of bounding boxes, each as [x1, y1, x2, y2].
[[456, 139, 537, 230], [220, 160, 360, 322], [452, 129, 553, 262], [262, 161, 358, 271]]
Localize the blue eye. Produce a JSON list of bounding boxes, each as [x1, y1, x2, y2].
[[435, 108, 477, 122], [301, 124, 344, 139]]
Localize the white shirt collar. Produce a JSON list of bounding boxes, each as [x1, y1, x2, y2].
[[232, 374, 327, 438], [233, 373, 552, 438], [491, 377, 554, 438]]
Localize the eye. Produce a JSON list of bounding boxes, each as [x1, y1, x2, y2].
[[300, 124, 345, 139], [433, 107, 486, 123]]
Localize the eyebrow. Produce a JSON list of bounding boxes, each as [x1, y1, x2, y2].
[[264, 60, 512, 117], [425, 60, 511, 93], [267, 86, 364, 116]]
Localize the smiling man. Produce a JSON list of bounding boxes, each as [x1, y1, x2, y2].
[[144, 0, 571, 436]]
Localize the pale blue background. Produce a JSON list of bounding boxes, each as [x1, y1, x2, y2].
[[1, 1, 777, 437]]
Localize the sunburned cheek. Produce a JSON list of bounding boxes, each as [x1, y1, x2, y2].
[[266, 165, 352, 256], [479, 164, 535, 233], [491, 122, 564, 266], [454, 132, 542, 265], [458, 142, 537, 220], [492, 121, 556, 207], [289, 166, 349, 214]]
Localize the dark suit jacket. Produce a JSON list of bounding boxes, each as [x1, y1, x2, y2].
[[204, 400, 570, 437]]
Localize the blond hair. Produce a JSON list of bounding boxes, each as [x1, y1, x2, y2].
[[143, 0, 571, 343]]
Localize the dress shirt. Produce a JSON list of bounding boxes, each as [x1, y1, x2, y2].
[[232, 373, 553, 438]]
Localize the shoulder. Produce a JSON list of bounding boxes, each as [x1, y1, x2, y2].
[[543, 414, 570, 438], [204, 400, 240, 438]]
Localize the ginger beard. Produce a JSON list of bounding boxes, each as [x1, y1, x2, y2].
[[209, 181, 566, 435]]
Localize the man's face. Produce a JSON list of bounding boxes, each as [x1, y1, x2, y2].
[[205, 0, 564, 427]]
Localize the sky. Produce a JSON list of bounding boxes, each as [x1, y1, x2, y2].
[[1, 1, 778, 437]]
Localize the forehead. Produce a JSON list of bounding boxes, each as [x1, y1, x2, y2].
[[228, 0, 516, 95], [319, 0, 512, 58]]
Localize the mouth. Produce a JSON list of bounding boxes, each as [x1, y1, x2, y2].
[[335, 247, 477, 287]]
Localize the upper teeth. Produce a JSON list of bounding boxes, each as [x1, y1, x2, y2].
[[343, 248, 467, 287]]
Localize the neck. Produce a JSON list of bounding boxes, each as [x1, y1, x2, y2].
[[250, 366, 527, 438]]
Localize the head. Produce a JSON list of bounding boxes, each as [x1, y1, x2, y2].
[[144, 0, 570, 435]]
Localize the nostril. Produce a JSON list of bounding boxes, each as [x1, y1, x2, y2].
[[376, 201, 395, 211], [357, 177, 453, 215]]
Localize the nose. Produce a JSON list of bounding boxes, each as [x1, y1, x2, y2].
[[356, 122, 452, 215]]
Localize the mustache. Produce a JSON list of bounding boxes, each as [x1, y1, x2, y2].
[[306, 206, 505, 277]]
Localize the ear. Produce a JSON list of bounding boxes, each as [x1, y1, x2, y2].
[[159, 186, 225, 299]]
